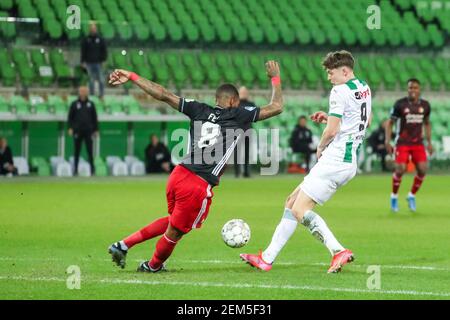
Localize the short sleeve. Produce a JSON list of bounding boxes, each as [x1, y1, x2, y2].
[[234, 105, 260, 124], [390, 100, 402, 120], [178, 98, 208, 119], [328, 87, 345, 118]]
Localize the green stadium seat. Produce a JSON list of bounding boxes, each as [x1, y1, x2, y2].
[[31, 157, 51, 176], [0, 49, 16, 86], [94, 157, 108, 176], [10, 95, 30, 115], [0, 95, 9, 113], [47, 95, 66, 114]]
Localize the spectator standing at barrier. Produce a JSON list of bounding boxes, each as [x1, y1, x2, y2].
[[145, 134, 172, 173], [368, 120, 389, 172], [234, 86, 255, 178], [68, 86, 98, 176], [81, 22, 107, 98], [0, 137, 18, 176], [290, 115, 314, 172]]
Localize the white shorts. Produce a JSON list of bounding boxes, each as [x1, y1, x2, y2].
[[300, 160, 357, 205]]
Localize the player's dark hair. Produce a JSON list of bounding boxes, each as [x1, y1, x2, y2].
[[215, 83, 239, 100], [322, 50, 355, 70], [407, 78, 420, 85], [299, 115, 307, 120]]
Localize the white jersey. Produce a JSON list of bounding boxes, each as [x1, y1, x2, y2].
[[321, 78, 372, 165]]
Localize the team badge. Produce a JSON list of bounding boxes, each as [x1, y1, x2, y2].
[[418, 107, 424, 113]]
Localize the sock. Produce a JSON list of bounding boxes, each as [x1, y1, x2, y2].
[[262, 208, 298, 264], [123, 216, 169, 249], [301, 210, 344, 256], [411, 174, 425, 195], [392, 172, 402, 195], [149, 233, 178, 270]]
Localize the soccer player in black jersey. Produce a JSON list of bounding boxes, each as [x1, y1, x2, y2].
[[107, 61, 283, 272]]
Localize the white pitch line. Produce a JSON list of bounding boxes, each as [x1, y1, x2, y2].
[[0, 275, 449, 298], [0, 257, 449, 272], [178, 259, 450, 272]]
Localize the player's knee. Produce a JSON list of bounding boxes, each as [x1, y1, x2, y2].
[[290, 207, 306, 222], [285, 195, 294, 208], [417, 167, 427, 176], [166, 224, 185, 240]]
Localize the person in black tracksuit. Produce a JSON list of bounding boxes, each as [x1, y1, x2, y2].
[[81, 22, 107, 98], [234, 86, 254, 178], [368, 120, 389, 172], [0, 137, 18, 176], [145, 134, 172, 173], [68, 86, 99, 176], [290, 116, 314, 172]]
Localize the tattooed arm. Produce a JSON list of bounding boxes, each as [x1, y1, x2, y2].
[[109, 69, 180, 109]]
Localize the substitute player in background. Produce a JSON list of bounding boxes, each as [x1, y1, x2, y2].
[[241, 51, 371, 273], [385, 79, 432, 213], [107, 61, 283, 272]]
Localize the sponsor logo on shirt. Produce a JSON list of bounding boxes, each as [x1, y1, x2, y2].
[[405, 113, 424, 123], [354, 88, 370, 100]]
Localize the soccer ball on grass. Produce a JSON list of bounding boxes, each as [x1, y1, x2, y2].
[[221, 219, 251, 248]]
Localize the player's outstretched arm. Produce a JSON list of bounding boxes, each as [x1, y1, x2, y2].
[[258, 61, 283, 121], [109, 69, 180, 109], [316, 116, 341, 159]]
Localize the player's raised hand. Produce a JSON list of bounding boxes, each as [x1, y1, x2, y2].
[[310, 111, 328, 124], [109, 69, 131, 86], [265, 60, 280, 78]]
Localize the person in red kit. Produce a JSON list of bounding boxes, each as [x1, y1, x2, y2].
[[385, 78, 433, 213], [107, 61, 283, 272]]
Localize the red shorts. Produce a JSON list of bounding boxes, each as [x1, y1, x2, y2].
[[395, 145, 427, 164], [166, 165, 214, 233]]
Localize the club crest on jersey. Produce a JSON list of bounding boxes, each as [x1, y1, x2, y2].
[[208, 113, 219, 122], [418, 107, 424, 113], [404, 108, 410, 114]]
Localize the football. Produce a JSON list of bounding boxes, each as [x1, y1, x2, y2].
[[221, 219, 251, 248]]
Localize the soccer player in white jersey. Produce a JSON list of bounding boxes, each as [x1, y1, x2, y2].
[[241, 50, 372, 273]]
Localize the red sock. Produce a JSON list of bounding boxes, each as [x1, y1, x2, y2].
[[392, 172, 402, 194], [123, 217, 169, 249], [149, 234, 178, 270], [411, 174, 425, 195]]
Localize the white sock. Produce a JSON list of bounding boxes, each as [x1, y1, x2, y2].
[[391, 193, 398, 198], [301, 210, 344, 256], [262, 208, 298, 264], [119, 240, 128, 251]]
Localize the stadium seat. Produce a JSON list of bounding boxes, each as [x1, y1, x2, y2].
[[124, 156, 146, 176], [13, 157, 29, 175], [69, 156, 91, 177], [50, 156, 73, 177], [106, 156, 128, 176], [31, 157, 51, 176]]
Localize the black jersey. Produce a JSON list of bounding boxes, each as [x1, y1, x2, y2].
[[178, 98, 260, 186]]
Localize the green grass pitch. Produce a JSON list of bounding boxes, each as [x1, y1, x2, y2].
[[1, 174, 449, 300]]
